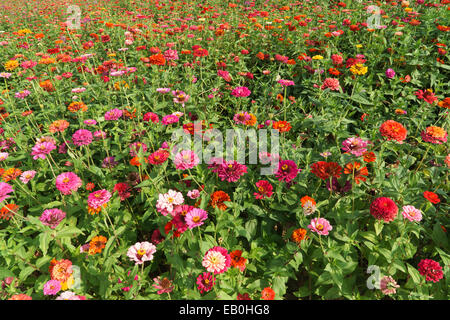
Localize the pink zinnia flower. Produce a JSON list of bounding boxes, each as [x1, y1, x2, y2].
[[129, 142, 148, 157], [185, 208, 208, 229], [20, 170, 36, 184], [172, 90, 190, 104], [196, 272, 215, 294], [380, 276, 400, 295], [104, 108, 123, 120], [161, 114, 180, 125], [148, 148, 170, 165], [43, 280, 61, 295], [370, 197, 398, 222], [31, 141, 56, 160], [341, 137, 371, 157], [275, 160, 299, 183], [0, 182, 14, 203], [174, 150, 200, 170], [127, 241, 157, 265], [55, 172, 82, 195], [231, 86, 251, 97], [217, 70, 232, 82], [321, 78, 340, 91], [87, 189, 112, 209], [187, 189, 200, 199], [278, 79, 295, 86], [414, 89, 438, 104], [72, 129, 93, 146], [308, 217, 333, 235], [113, 183, 131, 201], [15, 90, 31, 99], [164, 49, 179, 61], [202, 246, 231, 274], [418, 259, 443, 283], [233, 111, 251, 125], [156, 189, 184, 216], [401, 205, 422, 222], [40, 208, 66, 229], [385, 68, 395, 79], [152, 277, 174, 294]]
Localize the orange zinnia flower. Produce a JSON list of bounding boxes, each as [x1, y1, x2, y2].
[[210, 191, 231, 211], [0, 203, 19, 220], [438, 97, 450, 109], [67, 101, 88, 113], [39, 80, 55, 92], [2, 168, 22, 182], [363, 151, 376, 163], [272, 121, 292, 133], [344, 162, 369, 184], [291, 228, 308, 245], [88, 236, 107, 255]]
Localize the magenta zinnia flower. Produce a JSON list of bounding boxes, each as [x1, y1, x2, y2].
[[127, 242, 157, 265], [87, 189, 112, 209], [231, 86, 251, 97], [202, 246, 231, 274], [275, 160, 299, 183], [161, 114, 180, 125], [211, 160, 247, 182], [196, 272, 215, 294], [40, 208, 66, 229], [72, 129, 93, 146], [55, 172, 82, 195], [308, 217, 333, 235], [0, 182, 14, 203]]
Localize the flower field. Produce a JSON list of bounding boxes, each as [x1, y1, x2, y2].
[[0, 0, 449, 301]]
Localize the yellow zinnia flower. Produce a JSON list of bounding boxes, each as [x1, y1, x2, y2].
[[4, 60, 19, 71], [312, 55, 324, 60], [350, 63, 368, 75]]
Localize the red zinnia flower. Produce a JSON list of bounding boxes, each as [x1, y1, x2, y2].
[[254, 180, 273, 199], [310, 161, 342, 180], [418, 259, 443, 283], [423, 191, 440, 204], [370, 197, 398, 222], [230, 250, 247, 272], [261, 287, 275, 300]]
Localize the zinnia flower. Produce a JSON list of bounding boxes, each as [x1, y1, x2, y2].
[[156, 190, 184, 216], [210, 190, 231, 211], [253, 180, 273, 199], [261, 287, 275, 300], [341, 137, 370, 157], [72, 129, 93, 146], [87, 189, 112, 209], [202, 246, 231, 274], [310, 161, 342, 180], [418, 259, 443, 283], [40, 208, 66, 229], [153, 277, 174, 294], [275, 160, 299, 182], [423, 191, 440, 204], [421, 126, 447, 144], [370, 197, 398, 222], [127, 242, 157, 265], [55, 172, 82, 195], [231, 86, 251, 97], [196, 272, 215, 294], [230, 250, 247, 272], [308, 217, 333, 235], [401, 205, 422, 222], [379, 120, 407, 143], [0, 182, 14, 203], [185, 208, 208, 229], [380, 276, 400, 295], [174, 150, 200, 170], [43, 280, 61, 295]]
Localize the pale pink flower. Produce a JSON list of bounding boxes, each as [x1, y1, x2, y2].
[[308, 218, 332, 235], [127, 242, 156, 265], [401, 205, 422, 222], [174, 150, 200, 170]]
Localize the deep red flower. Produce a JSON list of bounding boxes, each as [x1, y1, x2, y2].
[[370, 197, 398, 222], [310, 161, 342, 180], [418, 259, 443, 283]]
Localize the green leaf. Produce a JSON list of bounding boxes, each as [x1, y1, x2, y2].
[[407, 263, 422, 284], [19, 266, 36, 281], [39, 232, 50, 256]]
